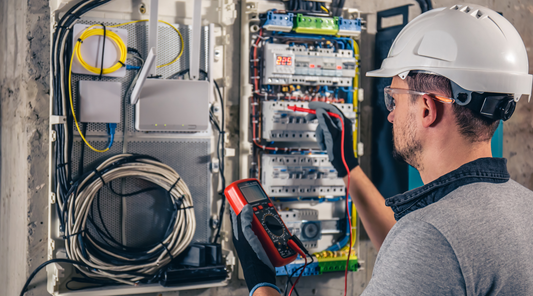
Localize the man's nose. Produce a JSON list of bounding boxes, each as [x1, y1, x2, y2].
[[387, 110, 394, 123]]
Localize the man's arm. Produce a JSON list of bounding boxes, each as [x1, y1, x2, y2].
[[344, 166, 396, 250], [306, 102, 397, 250]]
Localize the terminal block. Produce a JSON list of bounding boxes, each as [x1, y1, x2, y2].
[[294, 14, 339, 35], [276, 258, 321, 277], [337, 17, 362, 37], [317, 255, 358, 273], [263, 11, 294, 32], [261, 101, 355, 143]]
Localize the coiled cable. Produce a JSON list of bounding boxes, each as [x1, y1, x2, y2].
[[63, 154, 196, 285], [75, 24, 128, 75]]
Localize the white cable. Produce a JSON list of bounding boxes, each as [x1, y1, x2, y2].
[[63, 154, 196, 285]]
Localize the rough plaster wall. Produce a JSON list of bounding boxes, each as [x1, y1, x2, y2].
[[0, 0, 50, 295]]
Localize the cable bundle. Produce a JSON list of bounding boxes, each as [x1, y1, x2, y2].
[[62, 154, 196, 285]]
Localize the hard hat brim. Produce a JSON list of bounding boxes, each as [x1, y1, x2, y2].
[[366, 68, 398, 78]]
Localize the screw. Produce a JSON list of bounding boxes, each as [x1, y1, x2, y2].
[[139, 4, 146, 14]]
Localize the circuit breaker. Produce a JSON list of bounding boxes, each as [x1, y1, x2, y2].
[[262, 101, 355, 142]]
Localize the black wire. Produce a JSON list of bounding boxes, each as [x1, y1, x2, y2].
[[212, 79, 226, 244], [284, 263, 306, 296], [284, 266, 300, 296], [108, 180, 161, 197], [78, 123, 87, 177], [19, 259, 92, 296]]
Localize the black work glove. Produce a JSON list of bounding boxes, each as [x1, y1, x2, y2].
[[306, 101, 359, 177], [230, 205, 279, 293]]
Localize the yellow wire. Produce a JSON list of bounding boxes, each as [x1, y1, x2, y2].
[[69, 50, 110, 153], [352, 38, 360, 157], [76, 20, 184, 75], [320, 6, 329, 13], [108, 19, 184, 68], [75, 24, 128, 75]]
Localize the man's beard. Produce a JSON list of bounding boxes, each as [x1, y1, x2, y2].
[[392, 113, 422, 170]]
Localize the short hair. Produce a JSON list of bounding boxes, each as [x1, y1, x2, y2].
[[405, 72, 499, 142]]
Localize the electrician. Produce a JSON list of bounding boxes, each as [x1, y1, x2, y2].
[[231, 4, 533, 296]]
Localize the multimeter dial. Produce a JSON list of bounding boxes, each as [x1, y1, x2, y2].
[[263, 214, 284, 237], [253, 203, 296, 258]]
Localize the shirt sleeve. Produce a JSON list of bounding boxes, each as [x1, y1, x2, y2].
[[362, 218, 466, 296]]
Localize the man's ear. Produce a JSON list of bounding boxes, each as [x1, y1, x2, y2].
[[421, 95, 438, 128]]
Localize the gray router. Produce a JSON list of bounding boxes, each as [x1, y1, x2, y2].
[[132, 0, 210, 132]]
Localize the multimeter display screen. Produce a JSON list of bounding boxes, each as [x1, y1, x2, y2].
[[239, 182, 269, 203]]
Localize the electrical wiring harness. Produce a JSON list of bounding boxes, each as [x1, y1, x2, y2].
[[62, 154, 196, 285]]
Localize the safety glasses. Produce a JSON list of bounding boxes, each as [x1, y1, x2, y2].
[[384, 86, 455, 112]]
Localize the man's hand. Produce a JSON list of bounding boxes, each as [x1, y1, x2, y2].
[[308, 102, 396, 250], [231, 205, 280, 295], [306, 101, 359, 177]]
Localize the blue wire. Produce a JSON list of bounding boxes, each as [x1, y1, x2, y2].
[[326, 198, 352, 251], [273, 32, 349, 49], [107, 123, 117, 149]]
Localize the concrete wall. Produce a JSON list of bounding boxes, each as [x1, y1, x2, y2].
[[1, 1, 532, 296], [0, 0, 50, 295]]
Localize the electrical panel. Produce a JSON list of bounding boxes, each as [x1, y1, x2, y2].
[[46, 1, 235, 295], [241, 0, 363, 282]]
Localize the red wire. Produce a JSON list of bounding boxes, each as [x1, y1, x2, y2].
[[288, 255, 308, 296]]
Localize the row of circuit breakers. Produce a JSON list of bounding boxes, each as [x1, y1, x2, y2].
[[260, 102, 356, 198], [264, 43, 356, 86]]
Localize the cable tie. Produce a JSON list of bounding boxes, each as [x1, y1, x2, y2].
[[118, 61, 125, 67], [56, 162, 69, 168], [262, 145, 266, 149], [250, 59, 260, 62], [159, 241, 174, 262], [93, 169, 106, 185], [258, 35, 270, 40], [251, 43, 258, 48], [251, 102, 259, 106], [77, 38, 83, 43], [63, 229, 86, 240], [274, 147, 279, 151], [168, 177, 181, 194], [250, 76, 260, 79], [99, 23, 107, 79]]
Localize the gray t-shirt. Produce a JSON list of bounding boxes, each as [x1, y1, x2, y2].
[[363, 180, 533, 295]]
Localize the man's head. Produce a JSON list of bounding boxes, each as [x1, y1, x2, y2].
[[388, 73, 500, 169]]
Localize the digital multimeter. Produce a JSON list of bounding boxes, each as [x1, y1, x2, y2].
[[225, 178, 297, 267]]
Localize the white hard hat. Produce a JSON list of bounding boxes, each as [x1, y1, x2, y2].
[[367, 4, 533, 103]]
